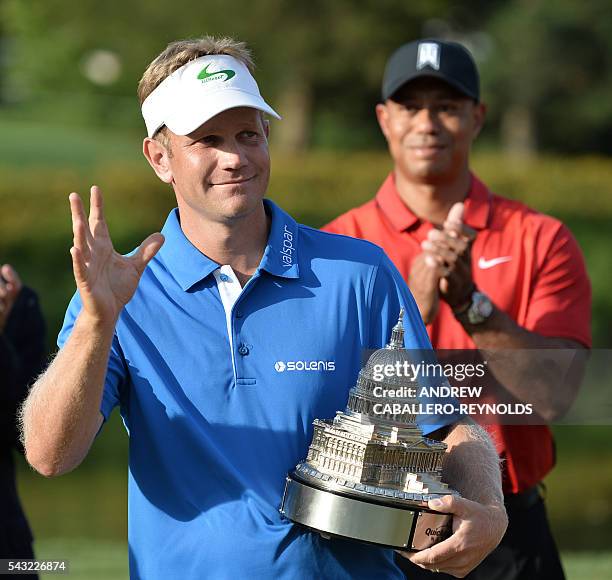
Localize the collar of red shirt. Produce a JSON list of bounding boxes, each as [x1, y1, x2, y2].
[[375, 172, 492, 232]]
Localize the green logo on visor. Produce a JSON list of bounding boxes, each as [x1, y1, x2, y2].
[[197, 64, 236, 83]]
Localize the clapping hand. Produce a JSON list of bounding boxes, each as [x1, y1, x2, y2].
[[424, 203, 476, 309], [415, 203, 476, 318]]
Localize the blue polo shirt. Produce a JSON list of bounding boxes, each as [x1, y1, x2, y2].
[[58, 200, 456, 580]]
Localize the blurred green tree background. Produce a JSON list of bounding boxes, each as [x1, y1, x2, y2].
[[1, 1, 611, 578]]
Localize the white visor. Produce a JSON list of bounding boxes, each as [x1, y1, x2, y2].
[[141, 54, 281, 138]]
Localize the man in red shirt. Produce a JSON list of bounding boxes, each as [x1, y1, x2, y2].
[[324, 39, 591, 579]]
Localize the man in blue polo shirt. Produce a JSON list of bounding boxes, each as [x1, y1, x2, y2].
[[22, 36, 507, 579]]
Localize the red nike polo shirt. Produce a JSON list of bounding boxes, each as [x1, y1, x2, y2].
[[323, 172, 592, 493]]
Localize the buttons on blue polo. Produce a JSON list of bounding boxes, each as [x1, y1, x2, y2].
[[238, 344, 250, 356], [219, 273, 231, 282]]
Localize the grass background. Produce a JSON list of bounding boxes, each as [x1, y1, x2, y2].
[[3, 118, 611, 578], [27, 542, 612, 580]]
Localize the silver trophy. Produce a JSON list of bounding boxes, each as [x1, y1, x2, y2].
[[280, 310, 459, 551]]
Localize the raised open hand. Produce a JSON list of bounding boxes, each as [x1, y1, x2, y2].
[[69, 185, 164, 324]]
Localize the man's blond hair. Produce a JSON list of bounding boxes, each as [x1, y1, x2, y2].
[[138, 36, 255, 148]]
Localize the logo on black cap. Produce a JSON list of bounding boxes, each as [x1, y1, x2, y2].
[[416, 43, 440, 71]]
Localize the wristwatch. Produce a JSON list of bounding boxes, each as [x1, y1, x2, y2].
[[454, 290, 494, 325]]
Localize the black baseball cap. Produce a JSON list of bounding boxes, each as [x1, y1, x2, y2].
[[382, 39, 480, 102]]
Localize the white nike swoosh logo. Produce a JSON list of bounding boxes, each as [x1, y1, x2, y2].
[[478, 256, 512, 269]]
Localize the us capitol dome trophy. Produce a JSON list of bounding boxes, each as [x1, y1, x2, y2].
[[280, 310, 460, 551]]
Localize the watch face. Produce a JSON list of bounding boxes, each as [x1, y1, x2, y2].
[[478, 293, 494, 318], [467, 292, 493, 324]]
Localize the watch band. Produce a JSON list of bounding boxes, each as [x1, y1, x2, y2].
[[451, 287, 475, 316]]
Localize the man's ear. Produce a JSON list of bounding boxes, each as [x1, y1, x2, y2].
[[263, 118, 270, 140], [375, 103, 390, 141], [143, 137, 173, 184], [471, 102, 487, 139]]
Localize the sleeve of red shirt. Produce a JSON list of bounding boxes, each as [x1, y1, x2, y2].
[[322, 213, 359, 237], [525, 220, 592, 347]]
